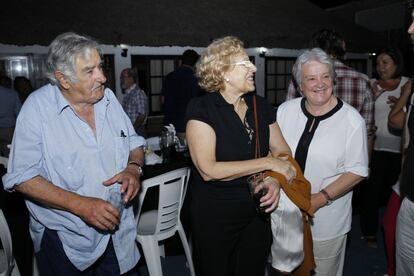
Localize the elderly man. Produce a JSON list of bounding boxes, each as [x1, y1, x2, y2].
[[121, 68, 148, 137], [2, 32, 144, 275]]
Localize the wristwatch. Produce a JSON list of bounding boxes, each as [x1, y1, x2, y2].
[[128, 161, 144, 177], [320, 189, 333, 206]]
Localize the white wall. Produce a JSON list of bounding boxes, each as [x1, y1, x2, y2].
[[0, 43, 371, 99]]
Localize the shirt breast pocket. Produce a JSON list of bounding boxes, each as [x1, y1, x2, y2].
[[52, 152, 85, 191], [114, 137, 130, 172]]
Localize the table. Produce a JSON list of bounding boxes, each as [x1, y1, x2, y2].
[[138, 150, 191, 212], [143, 150, 190, 179]]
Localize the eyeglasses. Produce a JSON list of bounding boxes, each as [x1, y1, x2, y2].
[[228, 60, 255, 68]]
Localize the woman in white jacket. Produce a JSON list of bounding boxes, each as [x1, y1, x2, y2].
[[277, 48, 369, 276]]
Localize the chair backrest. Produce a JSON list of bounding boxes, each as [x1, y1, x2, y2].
[[135, 167, 190, 240], [0, 157, 8, 169], [0, 209, 14, 276]]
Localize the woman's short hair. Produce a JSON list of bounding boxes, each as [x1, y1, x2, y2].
[[196, 36, 244, 92], [375, 47, 404, 79], [46, 32, 101, 86], [292, 48, 336, 92]]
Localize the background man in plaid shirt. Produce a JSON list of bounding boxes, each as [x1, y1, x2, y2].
[[121, 68, 149, 137], [286, 29, 375, 150]]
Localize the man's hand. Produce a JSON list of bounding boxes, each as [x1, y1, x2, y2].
[[75, 196, 121, 231], [103, 166, 141, 203]]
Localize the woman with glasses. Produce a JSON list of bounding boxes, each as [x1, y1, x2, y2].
[[185, 36, 295, 276]]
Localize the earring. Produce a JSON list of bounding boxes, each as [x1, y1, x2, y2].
[[225, 78, 230, 82]]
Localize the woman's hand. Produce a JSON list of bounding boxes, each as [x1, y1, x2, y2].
[[310, 192, 327, 214], [257, 176, 281, 212], [387, 96, 398, 108], [370, 79, 385, 99], [267, 155, 296, 182], [389, 80, 412, 129]]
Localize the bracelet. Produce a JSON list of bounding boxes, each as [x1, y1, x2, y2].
[[320, 189, 333, 206], [128, 161, 143, 177]]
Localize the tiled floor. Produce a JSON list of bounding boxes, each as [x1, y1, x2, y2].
[[2, 160, 387, 276], [137, 213, 388, 276], [344, 214, 387, 276]]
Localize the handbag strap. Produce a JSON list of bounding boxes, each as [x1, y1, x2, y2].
[[253, 95, 261, 158]]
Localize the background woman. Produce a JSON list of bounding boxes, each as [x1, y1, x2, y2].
[[359, 48, 410, 253], [185, 36, 295, 276], [277, 48, 368, 276], [382, 50, 412, 276]]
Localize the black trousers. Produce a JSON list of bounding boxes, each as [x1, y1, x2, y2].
[[190, 194, 271, 276], [360, 150, 402, 236]]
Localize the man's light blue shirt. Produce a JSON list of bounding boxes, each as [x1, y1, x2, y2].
[[3, 84, 144, 273]]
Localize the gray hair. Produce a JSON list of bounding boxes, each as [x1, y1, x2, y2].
[[121, 68, 138, 83], [46, 32, 101, 85], [292, 48, 335, 92]]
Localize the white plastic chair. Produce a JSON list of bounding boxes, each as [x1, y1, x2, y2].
[[0, 209, 20, 276], [0, 157, 8, 169], [135, 167, 195, 276]]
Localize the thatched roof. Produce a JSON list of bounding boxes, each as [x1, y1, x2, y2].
[[1, 0, 384, 52]]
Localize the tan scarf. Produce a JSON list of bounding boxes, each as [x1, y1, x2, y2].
[[252, 95, 315, 275]]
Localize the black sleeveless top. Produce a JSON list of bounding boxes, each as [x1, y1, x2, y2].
[[185, 92, 275, 200]]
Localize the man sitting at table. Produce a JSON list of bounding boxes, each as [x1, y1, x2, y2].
[[2, 32, 145, 275]]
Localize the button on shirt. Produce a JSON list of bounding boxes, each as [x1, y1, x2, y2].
[[2, 84, 145, 273]]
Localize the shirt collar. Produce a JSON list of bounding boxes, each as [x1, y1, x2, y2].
[[54, 85, 71, 114], [300, 97, 343, 120], [125, 83, 137, 94], [54, 85, 110, 115]]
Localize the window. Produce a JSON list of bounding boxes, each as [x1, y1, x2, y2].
[[30, 55, 48, 89], [132, 55, 256, 115], [0, 55, 48, 90], [131, 55, 180, 115], [265, 57, 296, 106], [0, 54, 115, 92]]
